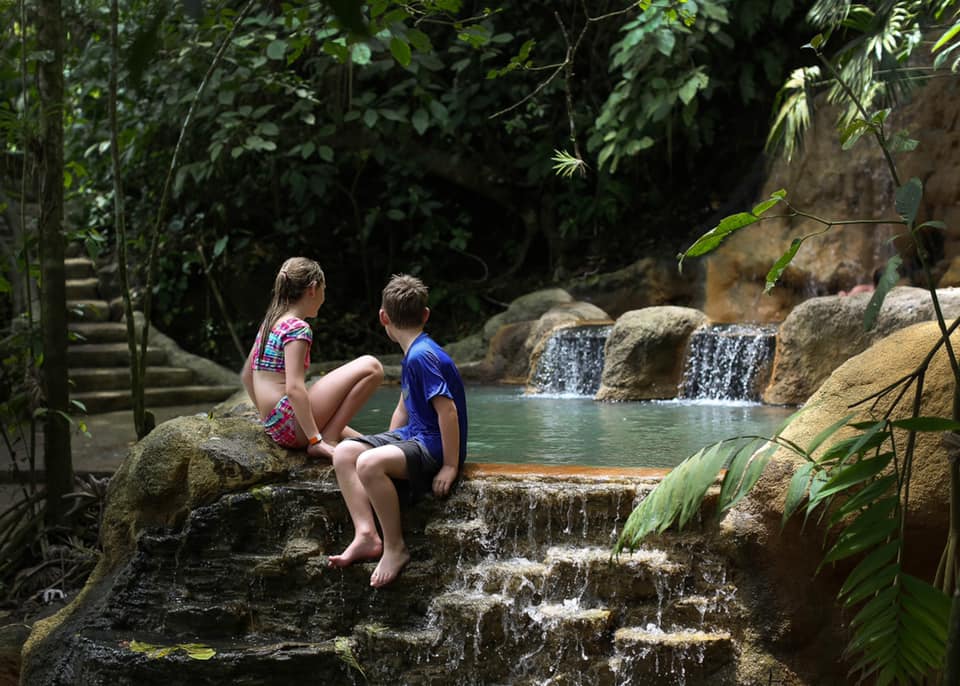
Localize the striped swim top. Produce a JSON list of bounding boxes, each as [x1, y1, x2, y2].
[[251, 317, 312, 373]]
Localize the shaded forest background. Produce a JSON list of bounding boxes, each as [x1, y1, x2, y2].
[[1, 0, 813, 367]]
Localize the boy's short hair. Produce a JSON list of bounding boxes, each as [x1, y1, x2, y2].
[[382, 274, 429, 328]]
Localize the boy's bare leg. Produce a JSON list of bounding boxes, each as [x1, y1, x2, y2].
[[308, 355, 383, 444], [329, 441, 383, 567], [356, 446, 411, 588]]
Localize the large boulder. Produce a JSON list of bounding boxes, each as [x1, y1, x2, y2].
[[481, 288, 574, 345], [565, 257, 701, 319], [721, 321, 958, 656], [764, 286, 960, 405], [703, 77, 960, 323], [98, 413, 298, 568], [596, 307, 708, 401]]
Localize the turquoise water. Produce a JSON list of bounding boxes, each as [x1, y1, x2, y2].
[[350, 386, 795, 469]]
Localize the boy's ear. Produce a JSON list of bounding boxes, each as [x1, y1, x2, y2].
[[379, 308, 390, 326], [422, 307, 430, 324]]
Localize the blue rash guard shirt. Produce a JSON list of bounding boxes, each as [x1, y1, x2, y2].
[[396, 333, 468, 467]]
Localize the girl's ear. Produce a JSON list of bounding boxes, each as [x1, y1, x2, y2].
[[422, 307, 431, 324]]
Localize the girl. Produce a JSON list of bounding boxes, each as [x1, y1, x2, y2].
[[241, 257, 383, 459]]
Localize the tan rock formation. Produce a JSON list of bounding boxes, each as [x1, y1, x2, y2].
[[565, 256, 701, 319], [723, 321, 957, 661], [764, 286, 960, 405], [703, 78, 960, 323], [596, 306, 708, 401]]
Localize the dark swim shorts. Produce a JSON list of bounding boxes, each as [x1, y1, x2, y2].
[[349, 431, 442, 505]]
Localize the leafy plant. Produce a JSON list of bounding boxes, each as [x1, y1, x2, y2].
[[615, 13, 960, 684]]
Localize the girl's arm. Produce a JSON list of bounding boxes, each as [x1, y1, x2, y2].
[[389, 395, 407, 431], [283, 340, 321, 441], [241, 346, 256, 407]]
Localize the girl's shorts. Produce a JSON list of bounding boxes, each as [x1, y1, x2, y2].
[[263, 395, 299, 448]]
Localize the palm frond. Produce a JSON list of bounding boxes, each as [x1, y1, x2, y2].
[[766, 66, 819, 161]]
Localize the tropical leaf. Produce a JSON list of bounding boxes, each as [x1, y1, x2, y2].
[[845, 574, 949, 685], [717, 441, 776, 516], [813, 451, 894, 503], [765, 237, 803, 293], [890, 416, 960, 432], [863, 255, 903, 332], [806, 411, 857, 456], [839, 542, 899, 602], [678, 212, 758, 268], [821, 497, 898, 565], [616, 440, 740, 553], [894, 177, 922, 226], [781, 461, 814, 527]]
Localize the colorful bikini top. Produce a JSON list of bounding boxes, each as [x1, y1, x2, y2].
[[250, 317, 312, 372]]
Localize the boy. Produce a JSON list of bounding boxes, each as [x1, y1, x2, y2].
[[329, 274, 468, 588]]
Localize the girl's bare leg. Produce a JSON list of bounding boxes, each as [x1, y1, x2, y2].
[[329, 441, 383, 567], [308, 355, 383, 444]]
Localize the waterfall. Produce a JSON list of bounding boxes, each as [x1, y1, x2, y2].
[[529, 325, 613, 396], [679, 324, 776, 402]]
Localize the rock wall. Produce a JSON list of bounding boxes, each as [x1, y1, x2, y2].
[[704, 77, 960, 323], [764, 286, 960, 405]]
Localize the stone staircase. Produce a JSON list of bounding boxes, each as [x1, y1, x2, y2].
[[47, 467, 755, 685], [65, 256, 237, 414]]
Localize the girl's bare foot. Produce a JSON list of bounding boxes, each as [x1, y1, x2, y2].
[[328, 534, 383, 568], [370, 547, 410, 588]]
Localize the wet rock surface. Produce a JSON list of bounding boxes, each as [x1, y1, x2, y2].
[[21, 415, 830, 685]]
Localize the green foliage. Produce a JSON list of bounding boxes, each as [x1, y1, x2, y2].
[[616, 415, 952, 683], [678, 189, 785, 269], [767, 2, 953, 160], [591, 0, 803, 171]]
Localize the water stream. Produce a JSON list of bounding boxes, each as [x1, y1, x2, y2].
[[529, 325, 613, 396], [678, 324, 776, 402]]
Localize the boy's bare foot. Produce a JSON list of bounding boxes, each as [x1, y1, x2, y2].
[[370, 547, 410, 588], [328, 535, 383, 568]]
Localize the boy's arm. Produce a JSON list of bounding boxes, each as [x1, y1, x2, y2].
[[430, 395, 460, 498], [389, 395, 407, 431]]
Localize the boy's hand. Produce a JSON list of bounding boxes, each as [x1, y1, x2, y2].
[[432, 465, 458, 498]]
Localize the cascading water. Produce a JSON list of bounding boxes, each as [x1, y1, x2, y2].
[[41, 470, 747, 686], [679, 324, 776, 402], [529, 325, 613, 396]]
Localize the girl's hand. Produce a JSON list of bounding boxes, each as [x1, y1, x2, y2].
[[306, 440, 333, 460]]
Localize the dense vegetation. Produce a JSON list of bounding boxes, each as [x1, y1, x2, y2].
[[3, 0, 811, 364]]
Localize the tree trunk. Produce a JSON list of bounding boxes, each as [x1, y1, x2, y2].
[[37, 0, 73, 522]]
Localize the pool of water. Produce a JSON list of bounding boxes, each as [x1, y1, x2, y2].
[[350, 386, 796, 469]]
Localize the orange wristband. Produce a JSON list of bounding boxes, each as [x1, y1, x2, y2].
[[308, 433, 323, 446]]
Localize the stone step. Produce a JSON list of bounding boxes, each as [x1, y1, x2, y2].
[[66, 276, 100, 300], [67, 342, 167, 367], [470, 477, 651, 554], [611, 626, 734, 683], [65, 631, 360, 684], [69, 322, 130, 344], [68, 299, 110, 322], [424, 517, 493, 560], [72, 385, 238, 414], [69, 366, 195, 392], [64, 257, 95, 280], [351, 624, 452, 683]]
